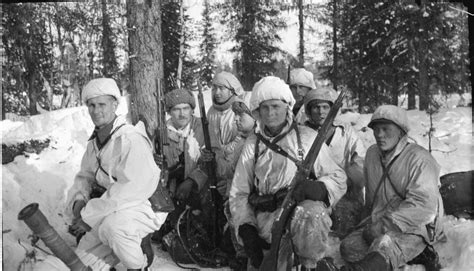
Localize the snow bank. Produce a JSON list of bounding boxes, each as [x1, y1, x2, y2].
[[1, 97, 472, 270]]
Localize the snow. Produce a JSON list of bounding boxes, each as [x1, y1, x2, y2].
[[2, 91, 473, 270]]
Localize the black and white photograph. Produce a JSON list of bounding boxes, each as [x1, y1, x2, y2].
[[1, 0, 472, 270]]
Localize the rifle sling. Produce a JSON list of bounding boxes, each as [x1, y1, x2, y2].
[[369, 145, 407, 211], [255, 122, 304, 166], [95, 124, 126, 181]]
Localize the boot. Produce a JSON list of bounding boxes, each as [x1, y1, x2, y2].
[[315, 257, 339, 271], [141, 233, 154, 268], [341, 252, 389, 271], [407, 245, 441, 271]]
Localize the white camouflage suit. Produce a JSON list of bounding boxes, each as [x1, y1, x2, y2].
[[63, 116, 168, 270], [229, 77, 348, 269], [340, 105, 444, 270]]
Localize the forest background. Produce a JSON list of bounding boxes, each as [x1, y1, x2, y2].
[[2, 0, 471, 121]]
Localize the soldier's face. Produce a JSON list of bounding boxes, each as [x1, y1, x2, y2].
[[212, 85, 233, 104], [235, 113, 255, 134], [259, 99, 288, 129], [372, 122, 403, 152], [87, 95, 118, 128], [290, 85, 311, 103], [308, 100, 331, 126], [169, 103, 193, 129]]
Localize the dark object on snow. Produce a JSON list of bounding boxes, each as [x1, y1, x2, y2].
[[162, 207, 228, 268], [331, 189, 364, 239], [407, 244, 441, 271], [439, 170, 473, 219], [2, 139, 51, 164], [18, 203, 91, 271]]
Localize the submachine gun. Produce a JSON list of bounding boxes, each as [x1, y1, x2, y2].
[[259, 88, 348, 270]]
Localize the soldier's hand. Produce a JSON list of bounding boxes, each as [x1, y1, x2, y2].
[[200, 149, 215, 162], [216, 180, 227, 197], [238, 224, 270, 269], [72, 200, 86, 219], [176, 179, 196, 200], [293, 180, 328, 203], [154, 154, 164, 167], [362, 221, 384, 245], [69, 218, 91, 237]]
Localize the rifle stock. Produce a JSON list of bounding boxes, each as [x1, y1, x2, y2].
[[259, 88, 348, 270]]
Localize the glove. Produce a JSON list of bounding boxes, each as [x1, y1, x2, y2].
[[199, 149, 215, 163], [238, 224, 270, 269], [293, 180, 328, 203], [153, 154, 164, 167], [176, 178, 197, 200], [69, 217, 91, 237], [72, 200, 86, 219], [362, 221, 384, 245]]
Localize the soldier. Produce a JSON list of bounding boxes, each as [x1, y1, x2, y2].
[[303, 87, 366, 238], [203, 71, 246, 197], [220, 99, 257, 269], [154, 88, 209, 241], [163, 88, 207, 204], [288, 68, 316, 119], [229, 76, 347, 270], [338, 105, 444, 271], [67, 78, 168, 270]]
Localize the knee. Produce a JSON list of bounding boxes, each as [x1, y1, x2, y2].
[[98, 213, 127, 242]]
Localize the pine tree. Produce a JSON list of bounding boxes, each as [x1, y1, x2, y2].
[[220, 0, 286, 90], [199, 0, 217, 87], [101, 0, 119, 78]]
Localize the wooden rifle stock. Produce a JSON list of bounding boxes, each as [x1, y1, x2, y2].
[[156, 78, 170, 188], [259, 88, 348, 270], [196, 80, 219, 247]]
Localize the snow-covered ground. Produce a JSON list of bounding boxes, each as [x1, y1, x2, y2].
[[2, 90, 473, 270]]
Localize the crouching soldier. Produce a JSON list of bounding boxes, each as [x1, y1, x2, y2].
[[67, 78, 168, 270], [303, 87, 366, 237], [229, 76, 347, 270], [338, 105, 444, 271]]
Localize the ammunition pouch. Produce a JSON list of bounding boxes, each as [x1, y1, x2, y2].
[[248, 188, 288, 213]]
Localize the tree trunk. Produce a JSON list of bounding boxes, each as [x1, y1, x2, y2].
[[127, 0, 163, 134], [176, 0, 184, 88], [418, 0, 429, 111], [391, 72, 398, 105], [358, 79, 365, 113], [332, 0, 338, 90], [28, 72, 39, 115], [408, 82, 416, 109], [298, 0, 304, 66]]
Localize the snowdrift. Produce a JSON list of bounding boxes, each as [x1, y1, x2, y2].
[[2, 95, 473, 270]]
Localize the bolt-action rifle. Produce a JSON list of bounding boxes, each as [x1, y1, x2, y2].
[[259, 88, 348, 270], [147, 78, 174, 213], [196, 79, 219, 248]]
